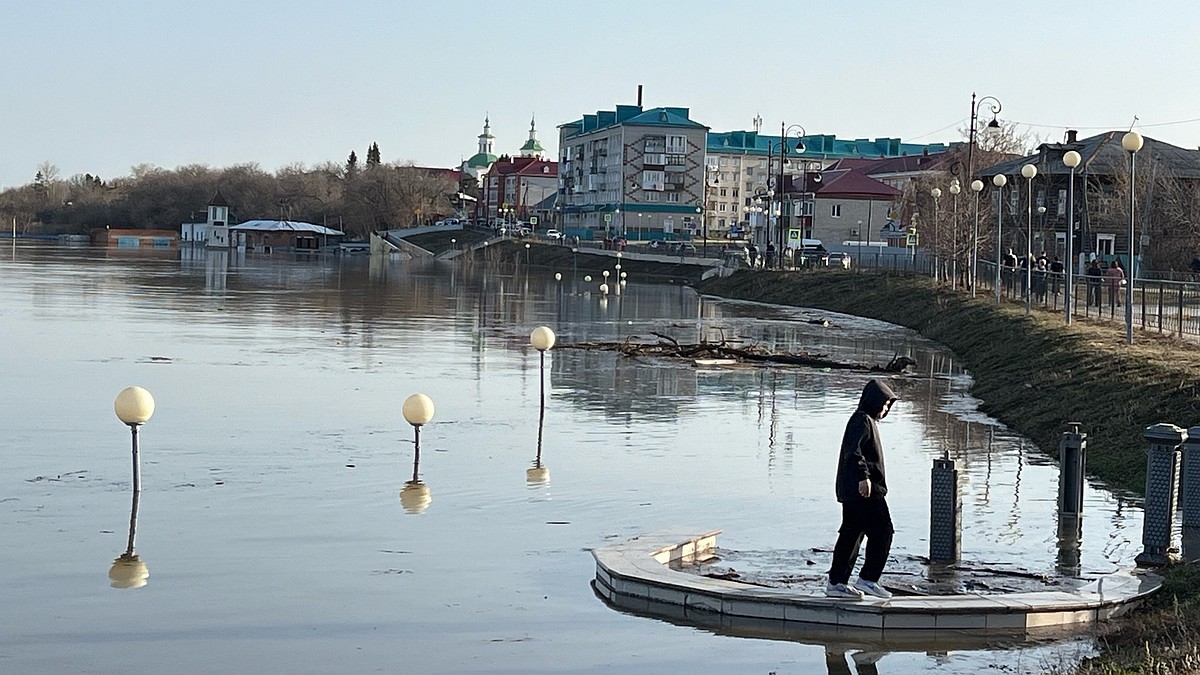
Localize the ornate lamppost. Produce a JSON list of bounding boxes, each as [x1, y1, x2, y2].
[[1021, 164, 1038, 316]]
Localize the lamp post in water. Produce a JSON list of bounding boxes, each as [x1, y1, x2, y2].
[[529, 326, 556, 485], [111, 386, 155, 589], [401, 394, 435, 514]]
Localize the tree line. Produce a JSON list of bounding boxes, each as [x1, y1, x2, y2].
[[0, 145, 470, 241]]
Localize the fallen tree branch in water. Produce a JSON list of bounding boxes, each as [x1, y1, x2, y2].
[[560, 335, 917, 373]]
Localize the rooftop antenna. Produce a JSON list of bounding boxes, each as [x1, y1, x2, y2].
[[1128, 115, 1139, 132], [753, 114, 762, 133]]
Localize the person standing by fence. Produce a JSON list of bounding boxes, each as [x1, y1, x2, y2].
[[1087, 259, 1104, 309], [1106, 260, 1125, 314]]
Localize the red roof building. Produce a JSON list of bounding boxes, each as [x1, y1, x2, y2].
[[480, 156, 559, 226]]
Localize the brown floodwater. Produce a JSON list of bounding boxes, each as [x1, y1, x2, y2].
[[0, 242, 1140, 674]]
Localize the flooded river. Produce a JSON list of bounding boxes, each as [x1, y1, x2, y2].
[[0, 243, 1140, 674]]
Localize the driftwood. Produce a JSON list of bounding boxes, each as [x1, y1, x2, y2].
[[561, 332, 918, 373]]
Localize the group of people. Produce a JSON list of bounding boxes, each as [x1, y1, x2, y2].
[[725, 242, 777, 268], [1000, 249, 1068, 302], [1000, 249, 1127, 310], [1086, 258, 1126, 310]]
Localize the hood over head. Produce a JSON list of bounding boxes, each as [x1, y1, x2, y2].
[[858, 379, 898, 419]]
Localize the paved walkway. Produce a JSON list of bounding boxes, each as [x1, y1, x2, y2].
[[592, 530, 1161, 647]]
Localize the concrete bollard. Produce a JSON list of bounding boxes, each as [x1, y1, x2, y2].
[[1136, 423, 1186, 567], [929, 457, 961, 564]]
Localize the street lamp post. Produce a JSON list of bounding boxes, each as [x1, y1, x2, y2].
[[1122, 131, 1143, 344], [949, 180, 961, 286], [970, 179, 984, 297], [778, 123, 807, 270], [1021, 164, 1038, 315], [114, 386, 155, 565], [993, 174, 1007, 304], [704, 165, 718, 257], [930, 187, 942, 281], [966, 94, 1003, 191], [1063, 150, 1082, 324], [401, 393, 435, 514]]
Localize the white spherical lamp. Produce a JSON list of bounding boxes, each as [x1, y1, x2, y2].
[[530, 326, 556, 352], [1021, 164, 1037, 179], [1121, 131, 1143, 153], [402, 394, 435, 427], [1063, 150, 1082, 168], [993, 174, 1007, 187], [114, 387, 155, 426], [971, 179, 984, 193]]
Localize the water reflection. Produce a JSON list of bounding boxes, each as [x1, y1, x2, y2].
[[108, 488, 149, 590]]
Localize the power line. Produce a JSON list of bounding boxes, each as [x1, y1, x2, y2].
[[1011, 117, 1200, 131]]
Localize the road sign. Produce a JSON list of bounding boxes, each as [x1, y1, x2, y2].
[[604, 213, 612, 222], [529, 216, 538, 225]]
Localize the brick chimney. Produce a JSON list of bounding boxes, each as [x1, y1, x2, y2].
[[1066, 129, 1078, 143]]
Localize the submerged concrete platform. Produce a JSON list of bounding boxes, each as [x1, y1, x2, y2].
[[592, 530, 1161, 646]]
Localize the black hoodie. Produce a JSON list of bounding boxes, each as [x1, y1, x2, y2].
[[835, 379, 898, 503]]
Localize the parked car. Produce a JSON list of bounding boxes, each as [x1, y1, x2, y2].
[[826, 252, 852, 269], [544, 229, 563, 240]]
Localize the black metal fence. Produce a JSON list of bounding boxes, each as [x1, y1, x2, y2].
[[850, 251, 1200, 339]]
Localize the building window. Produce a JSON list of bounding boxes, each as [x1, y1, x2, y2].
[[719, 188, 727, 197], [732, 188, 739, 198], [719, 203, 727, 212], [831, 204, 842, 218], [665, 192, 680, 203], [642, 170, 665, 191], [644, 191, 660, 202], [666, 135, 687, 154]]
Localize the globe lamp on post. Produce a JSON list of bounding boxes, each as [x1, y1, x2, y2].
[[400, 394, 435, 514], [1062, 149, 1082, 324], [1121, 131, 1143, 344], [992, 174, 1007, 304], [529, 326, 556, 484], [930, 187, 942, 281], [949, 180, 961, 286], [970, 179, 984, 297], [111, 386, 155, 589], [1021, 164, 1037, 316]]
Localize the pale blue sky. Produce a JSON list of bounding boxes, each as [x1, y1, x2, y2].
[[4, 0, 1198, 188]]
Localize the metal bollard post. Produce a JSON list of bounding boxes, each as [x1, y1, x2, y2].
[[1056, 423, 1087, 576], [1180, 426, 1200, 561], [1136, 423, 1186, 567], [1059, 423, 1088, 518], [929, 456, 961, 564]]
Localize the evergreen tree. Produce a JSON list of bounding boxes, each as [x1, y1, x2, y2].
[[366, 142, 381, 167], [346, 151, 359, 179]]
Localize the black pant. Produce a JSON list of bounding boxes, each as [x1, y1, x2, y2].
[[828, 498, 894, 584]]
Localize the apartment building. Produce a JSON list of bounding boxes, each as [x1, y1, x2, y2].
[[557, 104, 708, 241], [704, 130, 951, 244]]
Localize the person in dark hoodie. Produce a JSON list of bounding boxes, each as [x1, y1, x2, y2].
[[826, 378, 898, 600]]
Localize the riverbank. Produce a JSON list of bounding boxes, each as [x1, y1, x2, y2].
[[695, 269, 1200, 673], [468, 239, 711, 283]]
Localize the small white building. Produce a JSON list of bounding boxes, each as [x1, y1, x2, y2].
[[180, 191, 232, 247]]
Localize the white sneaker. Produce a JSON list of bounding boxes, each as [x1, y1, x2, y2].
[[824, 582, 864, 599], [853, 578, 892, 599]]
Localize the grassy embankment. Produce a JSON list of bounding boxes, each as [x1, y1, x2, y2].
[[455, 239, 710, 283], [696, 269, 1200, 674]]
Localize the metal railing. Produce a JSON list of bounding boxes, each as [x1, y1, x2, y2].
[[847, 252, 1200, 339]]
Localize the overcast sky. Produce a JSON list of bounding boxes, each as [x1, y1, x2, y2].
[[4, 0, 1198, 188]]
